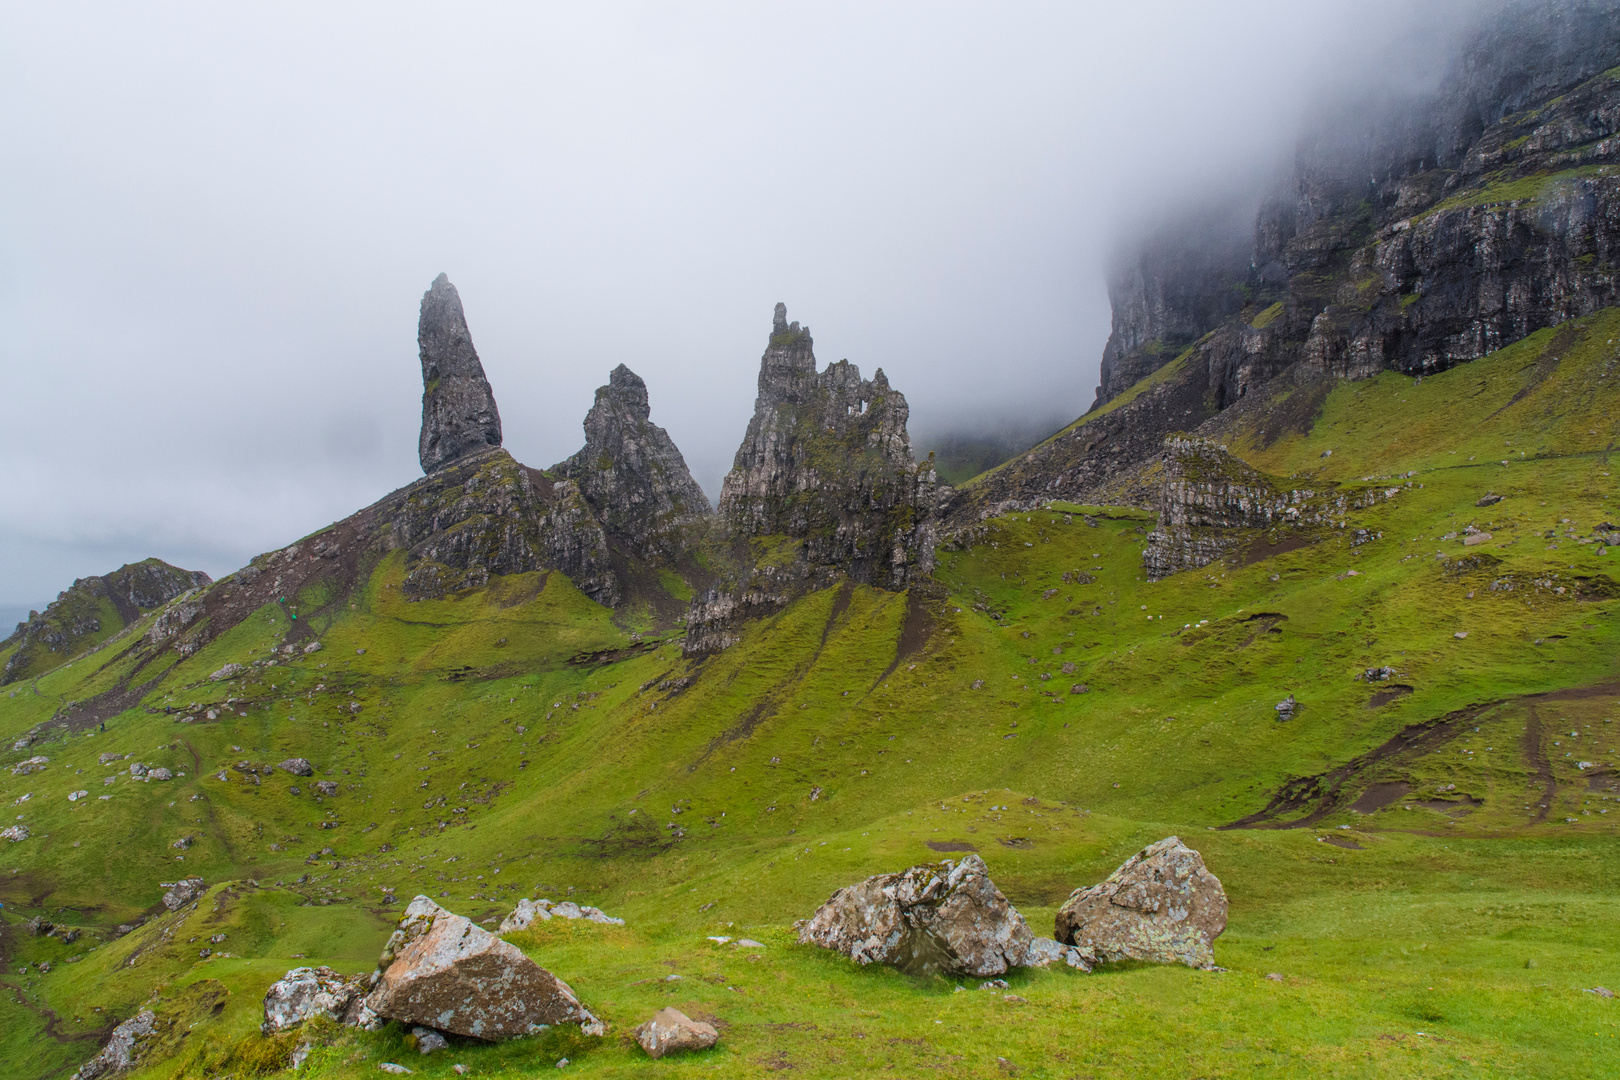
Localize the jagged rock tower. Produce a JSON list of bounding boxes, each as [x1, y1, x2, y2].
[[555, 365, 712, 563], [687, 304, 939, 653], [718, 303, 937, 588], [418, 273, 503, 473]]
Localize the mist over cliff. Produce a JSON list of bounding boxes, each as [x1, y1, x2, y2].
[[0, 1, 1493, 598]]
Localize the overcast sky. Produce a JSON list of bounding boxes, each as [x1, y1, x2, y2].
[[0, 1, 1473, 603]]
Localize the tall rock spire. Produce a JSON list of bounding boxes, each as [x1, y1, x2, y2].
[[418, 273, 503, 474], [556, 364, 712, 562]]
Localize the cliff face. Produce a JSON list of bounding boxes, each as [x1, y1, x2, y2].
[[418, 274, 503, 474], [958, 0, 1620, 524], [1, 560, 210, 685], [686, 304, 940, 653], [718, 304, 938, 589], [555, 364, 712, 564]]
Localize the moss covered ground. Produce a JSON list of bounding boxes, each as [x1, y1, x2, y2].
[[2, 315, 1620, 1077]]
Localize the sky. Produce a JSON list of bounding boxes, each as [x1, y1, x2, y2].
[[0, 1, 1474, 604]]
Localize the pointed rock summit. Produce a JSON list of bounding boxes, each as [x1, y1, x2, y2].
[[417, 273, 503, 474], [718, 303, 936, 586], [556, 365, 711, 562]]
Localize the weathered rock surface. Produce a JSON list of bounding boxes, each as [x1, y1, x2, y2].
[[279, 758, 314, 777], [418, 274, 503, 474], [952, 2, 1620, 523], [161, 878, 206, 910], [634, 1007, 718, 1058], [364, 896, 600, 1039], [261, 966, 377, 1033], [796, 854, 1035, 977], [555, 364, 712, 563], [69, 1010, 156, 1080], [1054, 837, 1228, 969], [2, 559, 210, 686], [687, 304, 940, 653], [498, 897, 624, 932]]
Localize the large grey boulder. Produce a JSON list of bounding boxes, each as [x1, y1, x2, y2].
[[1054, 836, 1228, 969], [364, 896, 602, 1039], [417, 274, 503, 474], [261, 966, 378, 1033], [796, 854, 1034, 978]]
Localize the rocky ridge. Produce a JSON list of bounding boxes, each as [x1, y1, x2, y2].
[[1, 560, 210, 686], [955, 0, 1620, 523]]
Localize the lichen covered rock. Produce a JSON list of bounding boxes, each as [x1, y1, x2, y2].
[[634, 1007, 718, 1059], [364, 896, 600, 1039], [261, 966, 377, 1034], [1054, 836, 1227, 969], [797, 853, 1034, 978]]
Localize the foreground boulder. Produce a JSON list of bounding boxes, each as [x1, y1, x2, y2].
[[261, 966, 378, 1034], [634, 1007, 718, 1059], [364, 896, 602, 1039], [1054, 837, 1227, 969], [796, 854, 1034, 977]]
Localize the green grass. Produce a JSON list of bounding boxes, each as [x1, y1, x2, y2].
[[3, 314, 1620, 1077]]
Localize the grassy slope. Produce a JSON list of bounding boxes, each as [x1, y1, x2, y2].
[[1, 316, 1619, 1077]]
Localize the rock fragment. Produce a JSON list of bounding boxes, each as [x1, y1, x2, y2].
[[796, 853, 1035, 977], [1054, 837, 1227, 969], [161, 877, 207, 910], [633, 1007, 718, 1059], [364, 896, 600, 1039], [68, 1010, 156, 1080], [280, 758, 314, 777]]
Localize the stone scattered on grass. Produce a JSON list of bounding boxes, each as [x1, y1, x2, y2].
[[409, 1026, 448, 1054], [280, 758, 315, 777], [261, 965, 378, 1034], [365, 896, 602, 1039], [633, 1007, 718, 1059], [2, 825, 29, 842], [796, 853, 1041, 977], [498, 897, 624, 932], [1055, 837, 1227, 970], [160, 877, 207, 910]]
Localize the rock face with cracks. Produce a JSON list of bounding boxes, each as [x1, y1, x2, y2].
[[634, 1007, 719, 1059], [418, 273, 503, 474], [555, 364, 712, 563], [796, 854, 1035, 977], [1054, 836, 1228, 969], [364, 896, 601, 1039], [69, 1010, 156, 1080]]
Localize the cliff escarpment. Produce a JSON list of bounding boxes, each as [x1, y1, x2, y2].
[[957, 0, 1620, 524]]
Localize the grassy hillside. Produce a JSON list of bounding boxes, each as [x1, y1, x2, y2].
[[2, 315, 1619, 1078]]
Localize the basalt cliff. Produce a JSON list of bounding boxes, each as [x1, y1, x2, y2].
[[956, 0, 1620, 522]]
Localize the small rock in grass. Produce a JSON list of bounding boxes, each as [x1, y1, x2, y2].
[[1590, 986, 1615, 999], [280, 758, 315, 777], [1266, 973, 1284, 982], [634, 1007, 718, 1059], [735, 938, 765, 948], [411, 1026, 447, 1054], [378, 1065, 413, 1075]]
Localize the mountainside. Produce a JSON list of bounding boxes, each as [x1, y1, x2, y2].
[[0, 559, 209, 687], [956, 0, 1620, 522], [3, 9, 1620, 1078]]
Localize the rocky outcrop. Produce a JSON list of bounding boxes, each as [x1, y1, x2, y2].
[[1142, 437, 1409, 580], [498, 897, 623, 931], [555, 364, 712, 563], [796, 854, 1035, 978], [687, 304, 940, 653], [69, 1010, 156, 1080], [261, 966, 377, 1034], [634, 1008, 718, 1059], [2, 560, 210, 685], [418, 274, 503, 474], [955, 1, 1620, 522], [1054, 837, 1228, 969], [364, 896, 601, 1039]]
